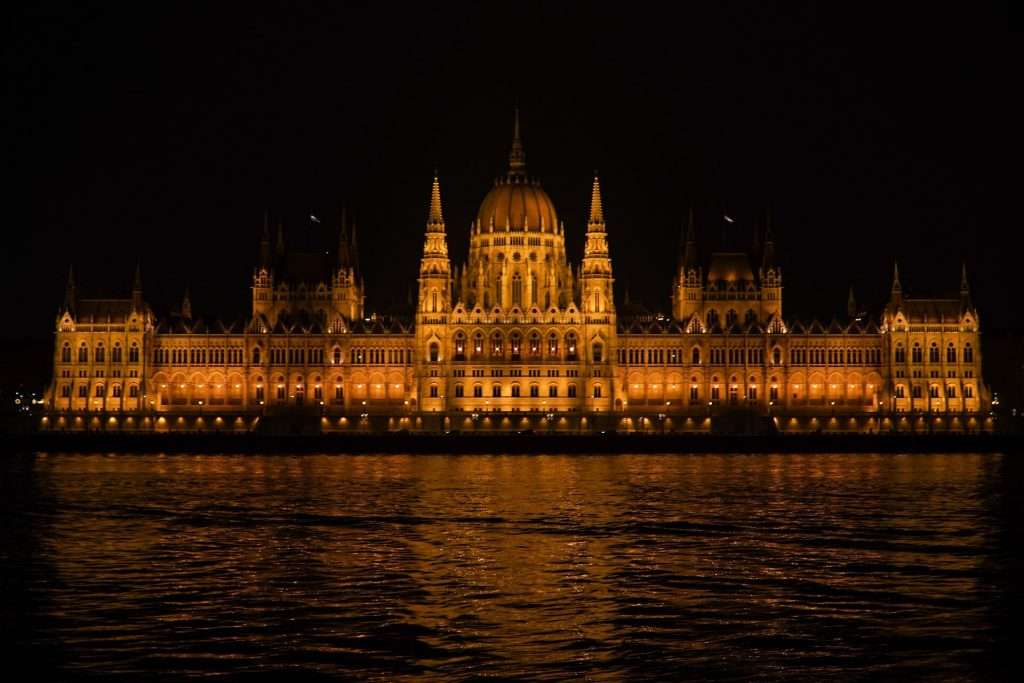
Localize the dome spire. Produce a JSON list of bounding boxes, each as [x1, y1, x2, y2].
[[508, 107, 526, 179]]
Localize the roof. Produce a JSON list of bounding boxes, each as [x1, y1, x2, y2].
[[707, 252, 755, 282], [901, 299, 963, 323], [75, 299, 136, 320], [477, 177, 559, 233]]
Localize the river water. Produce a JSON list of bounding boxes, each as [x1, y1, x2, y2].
[[1, 452, 1019, 681]]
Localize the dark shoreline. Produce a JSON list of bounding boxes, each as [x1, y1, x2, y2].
[[6, 431, 1023, 455]]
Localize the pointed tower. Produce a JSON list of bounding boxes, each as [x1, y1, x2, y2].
[[181, 288, 192, 320], [890, 261, 903, 308], [252, 214, 275, 319], [132, 261, 144, 311], [847, 287, 857, 320], [63, 265, 77, 315], [581, 174, 615, 314], [417, 173, 452, 315], [759, 211, 782, 320], [672, 208, 703, 321], [331, 209, 362, 321], [960, 262, 972, 311], [508, 107, 526, 180]]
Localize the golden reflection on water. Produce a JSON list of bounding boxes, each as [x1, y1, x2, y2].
[[14, 453, 1009, 680]]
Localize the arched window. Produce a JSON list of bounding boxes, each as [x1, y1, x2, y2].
[[529, 332, 541, 357], [929, 384, 939, 399], [510, 332, 522, 359], [473, 332, 484, 357], [895, 344, 906, 363], [78, 344, 88, 363], [566, 332, 577, 359], [429, 384, 438, 398], [129, 343, 139, 363], [946, 385, 956, 398], [512, 273, 523, 306], [111, 344, 122, 363], [511, 384, 521, 397], [547, 333, 559, 357], [745, 309, 757, 325], [429, 342, 439, 363], [61, 344, 71, 363], [593, 384, 602, 398], [431, 290, 438, 313], [548, 384, 558, 397], [60, 384, 71, 397], [129, 384, 139, 398], [692, 346, 701, 365], [912, 344, 922, 363], [454, 332, 466, 359], [946, 344, 956, 363], [333, 347, 342, 364], [252, 347, 262, 365], [963, 344, 974, 363], [492, 384, 501, 397], [491, 332, 503, 357], [530, 273, 538, 305], [772, 347, 782, 365], [929, 343, 939, 363], [706, 309, 719, 328], [111, 384, 122, 397], [592, 341, 603, 363], [95, 384, 105, 397], [568, 384, 577, 398], [726, 309, 738, 327], [895, 385, 905, 398], [455, 384, 464, 397], [473, 385, 483, 398], [95, 344, 105, 363]]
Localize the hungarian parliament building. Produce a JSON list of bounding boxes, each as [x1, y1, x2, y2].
[[43, 116, 991, 434]]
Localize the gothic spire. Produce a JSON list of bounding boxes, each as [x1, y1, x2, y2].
[[508, 107, 526, 179], [337, 208, 351, 268], [181, 287, 192, 320], [960, 262, 972, 310], [63, 265, 76, 313], [132, 260, 144, 310], [428, 172, 445, 230], [682, 207, 698, 269], [587, 173, 605, 230], [260, 210, 271, 267], [892, 261, 902, 293], [847, 286, 857, 319], [761, 210, 776, 270]]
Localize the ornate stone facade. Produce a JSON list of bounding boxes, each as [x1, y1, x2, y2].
[[42, 117, 992, 433]]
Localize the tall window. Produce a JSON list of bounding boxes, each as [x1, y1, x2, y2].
[[547, 333, 559, 358], [895, 385, 905, 398], [548, 385, 558, 397], [129, 343, 139, 363], [473, 332, 484, 357], [61, 344, 71, 362], [111, 345, 122, 363], [333, 347, 342, 364], [491, 332, 503, 357], [492, 384, 501, 397], [912, 344, 922, 363], [95, 345, 105, 363], [530, 385, 539, 398], [429, 342, 439, 362], [454, 332, 466, 360], [706, 309, 719, 328], [429, 385, 438, 398], [929, 385, 939, 399], [929, 343, 940, 363], [455, 384, 464, 397], [529, 332, 541, 357], [512, 273, 523, 306], [510, 332, 521, 359], [78, 344, 88, 362], [61, 384, 70, 397], [946, 344, 956, 363], [745, 309, 757, 325], [692, 347, 701, 365], [895, 344, 906, 363], [568, 384, 577, 398], [963, 344, 973, 363], [566, 333, 577, 359], [592, 342, 603, 363], [511, 385, 520, 397], [256, 386, 265, 402], [111, 385, 122, 398], [95, 384, 105, 397], [772, 347, 782, 365], [725, 310, 738, 327], [689, 385, 698, 401], [594, 384, 602, 398], [473, 385, 483, 398], [252, 347, 261, 365]]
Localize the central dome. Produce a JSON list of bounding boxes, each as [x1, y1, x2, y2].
[[475, 109, 559, 233], [476, 177, 559, 233]]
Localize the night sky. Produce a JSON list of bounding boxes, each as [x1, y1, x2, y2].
[[6, 2, 1014, 341]]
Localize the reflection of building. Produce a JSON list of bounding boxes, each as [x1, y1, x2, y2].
[[42, 115, 992, 434]]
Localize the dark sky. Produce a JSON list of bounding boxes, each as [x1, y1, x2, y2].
[[5, 1, 1015, 340]]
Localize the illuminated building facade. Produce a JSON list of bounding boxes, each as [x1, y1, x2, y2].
[[42, 116, 991, 433]]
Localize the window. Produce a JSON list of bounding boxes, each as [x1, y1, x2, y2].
[[314, 385, 323, 400], [772, 347, 782, 366], [548, 333, 559, 357], [592, 342, 603, 363], [334, 384, 343, 401], [548, 385, 558, 397], [429, 342, 439, 362], [745, 310, 757, 325], [530, 385, 540, 398], [492, 384, 501, 397], [964, 385, 973, 398], [895, 385, 905, 398], [473, 385, 483, 398], [566, 333, 577, 359], [692, 347, 701, 365], [912, 344, 922, 363], [60, 384, 71, 397], [912, 385, 922, 399], [946, 385, 956, 398], [512, 273, 523, 306], [929, 344, 940, 363], [111, 345, 122, 363], [706, 309, 719, 328], [594, 384, 602, 398], [725, 310, 738, 327], [964, 344, 974, 363], [511, 385, 520, 397], [455, 384, 464, 397], [747, 385, 757, 401], [769, 385, 779, 402], [78, 385, 88, 397], [568, 384, 577, 398], [333, 347, 342, 364], [473, 332, 484, 357], [711, 385, 720, 400], [256, 386, 265, 402], [78, 344, 88, 362], [276, 385, 285, 400], [111, 384, 122, 397], [895, 344, 906, 363], [946, 344, 956, 363], [95, 345, 105, 363], [252, 347, 262, 364], [95, 384, 105, 397], [929, 385, 939, 399], [728, 385, 738, 404], [129, 384, 138, 398], [689, 385, 698, 401], [429, 385, 438, 398], [491, 332, 503, 357]]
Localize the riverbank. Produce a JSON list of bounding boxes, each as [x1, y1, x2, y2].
[[6, 430, 1023, 454]]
